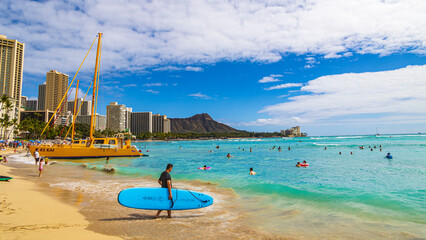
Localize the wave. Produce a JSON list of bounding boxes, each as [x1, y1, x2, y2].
[[336, 136, 364, 139], [313, 143, 340, 146], [7, 153, 35, 165], [310, 137, 327, 140]]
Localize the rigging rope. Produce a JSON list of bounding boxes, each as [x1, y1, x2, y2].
[[64, 80, 94, 139], [39, 36, 97, 139]]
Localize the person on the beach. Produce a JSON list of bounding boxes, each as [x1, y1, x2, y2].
[[38, 158, 44, 177], [249, 168, 256, 175], [155, 163, 173, 218], [106, 156, 110, 163], [34, 149, 40, 165]]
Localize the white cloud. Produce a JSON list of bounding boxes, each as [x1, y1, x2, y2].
[[264, 83, 303, 90], [184, 66, 203, 72], [244, 65, 426, 126], [69, 88, 89, 100], [143, 83, 165, 87], [188, 92, 211, 99], [28, 96, 37, 100], [258, 74, 282, 83], [123, 84, 137, 87], [1, 0, 424, 78], [304, 57, 318, 69], [153, 66, 203, 72], [145, 89, 159, 94]]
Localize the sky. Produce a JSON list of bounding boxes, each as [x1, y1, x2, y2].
[[1, 0, 425, 136]]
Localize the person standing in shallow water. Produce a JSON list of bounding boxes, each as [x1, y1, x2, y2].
[[155, 163, 173, 218]]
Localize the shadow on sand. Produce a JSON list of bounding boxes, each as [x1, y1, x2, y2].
[[99, 213, 202, 221]]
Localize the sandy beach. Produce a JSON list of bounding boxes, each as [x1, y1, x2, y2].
[[0, 161, 120, 240]]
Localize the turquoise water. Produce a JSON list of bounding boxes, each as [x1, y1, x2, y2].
[[77, 134, 425, 235]]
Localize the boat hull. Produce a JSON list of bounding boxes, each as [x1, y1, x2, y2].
[[28, 145, 145, 159]]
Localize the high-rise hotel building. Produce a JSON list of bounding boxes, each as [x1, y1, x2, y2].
[[152, 114, 171, 133], [46, 70, 69, 112], [67, 98, 92, 116], [0, 35, 24, 122], [38, 83, 46, 110], [106, 102, 127, 132], [131, 112, 153, 135]]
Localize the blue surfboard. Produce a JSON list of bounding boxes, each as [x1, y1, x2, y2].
[[118, 187, 213, 210]]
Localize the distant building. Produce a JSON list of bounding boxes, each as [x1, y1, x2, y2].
[[56, 112, 73, 126], [281, 126, 302, 137], [131, 112, 153, 135], [0, 35, 24, 126], [152, 114, 171, 133], [20, 110, 55, 123], [46, 70, 69, 112], [21, 96, 27, 109], [76, 114, 106, 131], [26, 99, 37, 111], [106, 102, 127, 132], [67, 98, 92, 116], [125, 107, 132, 132], [38, 83, 46, 110]]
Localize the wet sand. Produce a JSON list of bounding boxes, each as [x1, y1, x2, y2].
[[0, 164, 119, 240], [2, 155, 285, 240]]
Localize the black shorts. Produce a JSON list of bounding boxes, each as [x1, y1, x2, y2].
[[35, 158, 40, 162]]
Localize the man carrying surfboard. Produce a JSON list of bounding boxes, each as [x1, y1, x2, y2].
[[155, 163, 173, 218]]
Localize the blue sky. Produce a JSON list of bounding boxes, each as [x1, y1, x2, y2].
[[1, 0, 425, 135]]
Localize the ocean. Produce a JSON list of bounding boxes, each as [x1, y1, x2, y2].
[[10, 134, 426, 239]]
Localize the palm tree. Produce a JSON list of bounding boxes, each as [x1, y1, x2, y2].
[[0, 113, 10, 139], [0, 97, 13, 140], [0, 94, 9, 112], [7, 118, 18, 140]]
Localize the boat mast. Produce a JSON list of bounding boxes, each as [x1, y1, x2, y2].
[[89, 33, 102, 142], [71, 79, 79, 141]]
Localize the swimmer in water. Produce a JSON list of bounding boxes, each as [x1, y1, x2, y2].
[[203, 165, 207, 170], [288, 147, 291, 150], [324, 147, 327, 150], [226, 153, 233, 158], [249, 168, 256, 175], [296, 162, 301, 167], [339, 152, 342, 155], [350, 152, 353, 155]]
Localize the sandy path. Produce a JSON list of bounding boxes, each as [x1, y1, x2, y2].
[[0, 164, 120, 240]]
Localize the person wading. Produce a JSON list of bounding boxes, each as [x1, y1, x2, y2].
[[155, 163, 173, 218]]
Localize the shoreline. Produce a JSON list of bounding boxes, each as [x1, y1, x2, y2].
[[1, 138, 425, 240], [0, 163, 120, 240], [1, 153, 283, 240]]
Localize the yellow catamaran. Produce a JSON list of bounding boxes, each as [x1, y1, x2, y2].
[[29, 33, 144, 159]]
